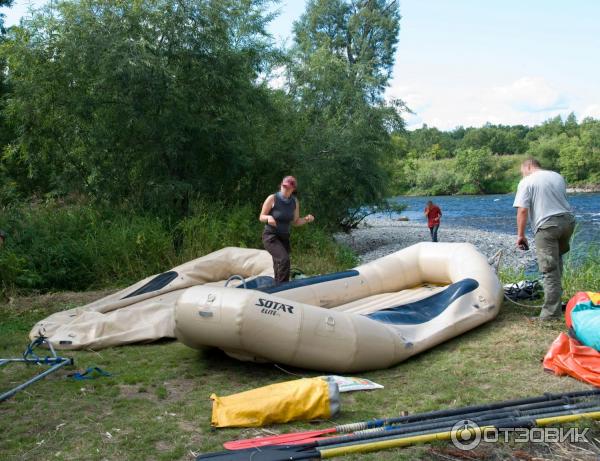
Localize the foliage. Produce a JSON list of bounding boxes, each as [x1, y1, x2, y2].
[[0, 0, 13, 35], [0, 0, 409, 230], [455, 147, 492, 194], [559, 121, 600, 183], [389, 114, 600, 196], [0, 0, 287, 215], [0, 0, 14, 179], [563, 245, 600, 300], [526, 134, 568, 171], [0, 200, 356, 293], [289, 0, 405, 227], [0, 202, 176, 291]]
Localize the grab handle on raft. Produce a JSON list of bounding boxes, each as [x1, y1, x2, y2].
[[225, 275, 247, 289]]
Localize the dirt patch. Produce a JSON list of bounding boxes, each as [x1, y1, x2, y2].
[[178, 420, 204, 452], [162, 378, 198, 402], [429, 447, 492, 460], [119, 384, 157, 401], [429, 438, 600, 461], [155, 440, 172, 452], [119, 379, 198, 403]]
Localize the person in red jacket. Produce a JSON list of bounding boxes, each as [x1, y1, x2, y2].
[[424, 201, 442, 242]]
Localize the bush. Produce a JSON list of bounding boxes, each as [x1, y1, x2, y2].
[[178, 201, 262, 261], [0, 203, 175, 291], [0, 200, 358, 294], [178, 199, 357, 274], [413, 158, 460, 195]]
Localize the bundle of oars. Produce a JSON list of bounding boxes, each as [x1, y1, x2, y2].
[[198, 389, 600, 460]]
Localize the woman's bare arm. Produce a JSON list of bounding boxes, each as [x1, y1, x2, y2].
[[259, 195, 276, 226], [293, 199, 314, 226]]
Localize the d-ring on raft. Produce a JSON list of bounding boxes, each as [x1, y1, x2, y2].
[[175, 242, 503, 373]]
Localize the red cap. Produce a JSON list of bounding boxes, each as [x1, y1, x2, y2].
[[282, 176, 297, 189]]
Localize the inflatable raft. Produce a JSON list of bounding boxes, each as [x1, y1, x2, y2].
[[29, 247, 274, 349], [175, 242, 502, 372]]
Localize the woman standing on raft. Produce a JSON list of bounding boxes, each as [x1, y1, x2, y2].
[[259, 176, 315, 284], [424, 200, 442, 242]]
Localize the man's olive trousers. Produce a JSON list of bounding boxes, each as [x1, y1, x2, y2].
[[534, 213, 576, 318]]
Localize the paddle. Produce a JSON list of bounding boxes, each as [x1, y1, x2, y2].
[[223, 427, 336, 448], [226, 397, 600, 449], [201, 408, 600, 460], [223, 388, 600, 449], [319, 410, 600, 458], [319, 402, 600, 450]]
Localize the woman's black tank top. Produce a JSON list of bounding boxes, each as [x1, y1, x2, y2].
[[264, 192, 296, 236]]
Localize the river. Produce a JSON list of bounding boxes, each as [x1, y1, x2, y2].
[[386, 193, 600, 251]]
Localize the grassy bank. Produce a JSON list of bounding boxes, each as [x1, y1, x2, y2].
[[0, 201, 356, 295], [1, 292, 598, 460], [2, 251, 600, 460]]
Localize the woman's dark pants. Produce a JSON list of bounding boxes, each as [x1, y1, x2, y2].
[[262, 232, 291, 284], [429, 225, 439, 242]]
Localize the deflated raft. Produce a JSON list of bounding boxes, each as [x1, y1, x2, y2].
[[175, 242, 503, 372], [29, 247, 274, 350]]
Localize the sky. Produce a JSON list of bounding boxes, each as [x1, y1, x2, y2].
[[3, 0, 600, 131]]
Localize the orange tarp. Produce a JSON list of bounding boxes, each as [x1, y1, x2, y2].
[[543, 332, 600, 387]]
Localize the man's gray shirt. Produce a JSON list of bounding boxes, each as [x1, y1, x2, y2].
[[513, 170, 572, 233]]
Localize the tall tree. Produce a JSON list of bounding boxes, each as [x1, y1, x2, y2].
[[1, 0, 283, 212], [289, 0, 403, 227], [0, 0, 13, 35], [0, 0, 15, 200]]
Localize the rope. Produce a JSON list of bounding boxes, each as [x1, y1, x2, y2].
[[488, 249, 504, 273], [68, 366, 111, 380], [490, 249, 545, 308], [503, 292, 544, 309], [274, 364, 306, 378]]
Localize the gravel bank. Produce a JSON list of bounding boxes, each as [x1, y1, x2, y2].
[[335, 216, 537, 272]]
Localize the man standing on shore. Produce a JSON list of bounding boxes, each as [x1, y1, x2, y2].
[[513, 158, 575, 319]]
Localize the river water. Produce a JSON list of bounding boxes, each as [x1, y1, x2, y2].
[[386, 193, 600, 250]]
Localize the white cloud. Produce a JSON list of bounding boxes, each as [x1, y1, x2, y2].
[[263, 66, 287, 90], [387, 85, 430, 114], [581, 104, 600, 120], [386, 76, 584, 130], [491, 77, 568, 113]]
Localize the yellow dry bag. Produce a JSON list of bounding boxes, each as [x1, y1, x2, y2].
[[210, 377, 340, 428]]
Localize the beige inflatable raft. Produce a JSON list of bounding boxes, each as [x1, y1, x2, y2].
[[29, 247, 275, 349], [175, 242, 502, 372]]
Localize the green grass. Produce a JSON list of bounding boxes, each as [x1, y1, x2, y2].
[[1, 241, 599, 460], [2, 285, 599, 460], [563, 244, 600, 300]]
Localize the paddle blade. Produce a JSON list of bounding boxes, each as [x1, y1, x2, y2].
[[198, 445, 320, 461], [224, 428, 337, 450]]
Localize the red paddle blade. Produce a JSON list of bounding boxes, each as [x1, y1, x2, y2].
[[223, 427, 337, 450]]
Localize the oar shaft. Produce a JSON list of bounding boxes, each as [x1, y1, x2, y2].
[[319, 410, 600, 458], [353, 396, 596, 436], [317, 400, 600, 448], [326, 405, 600, 450], [224, 391, 600, 450], [352, 388, 600, 431]]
